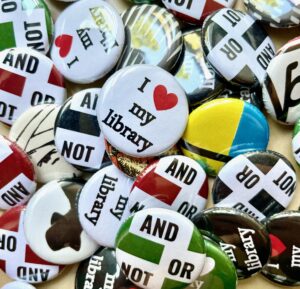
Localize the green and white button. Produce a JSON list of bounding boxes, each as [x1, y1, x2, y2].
[[115, 208, 206, 289], [0, 0, 53, 54]]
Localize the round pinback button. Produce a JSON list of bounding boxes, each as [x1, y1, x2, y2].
[[116, 5, 182, 72], [0, 135, 36, 210], [0, 47, 66, 125], [0, 206, 64, 283], [116, 208, 206, 289], [54, 88, 110, 172], [212, 150, 296, 221], [180, 98, 269, 176], [292, 118, 300, 166], [98, 65, 189, 158], [187, 236, 237, 289], [0, 0, 53, 54], [129, 155, 208, 219], [263, 37, 300, 124], [50, 0, 125, 84], [162, 0, 235, 24], [202, 8, 275, 86], [262, 211, 300, 286], [174, 28, 225, 108], [244, 0, 300, 28], [9, 104, 82, 183], [75, 247, 138, 289], [194, 207, 270, 279], [24, 179, 99, 265], [1, 282, 36, 289], [78, 165, 133, 247]]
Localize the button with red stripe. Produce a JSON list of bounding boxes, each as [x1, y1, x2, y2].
[[0, 206, 64, 284], [128, 155, 208, 219], [0, 135, 36, 210], [0, 47, 66, 125]]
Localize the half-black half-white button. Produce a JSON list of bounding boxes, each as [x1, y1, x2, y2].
[[244, 0, 300, 28], [212, 151, 296, 221], [262, 211, 300, 286], [116, 4, 182, 72], [55, 88, 109, 172], [24, 179, 99, 265], [194, 207, 270, 279], [77, 165, 133, 247], [202, 8, 275, 86], [263, 36, 300, 124]]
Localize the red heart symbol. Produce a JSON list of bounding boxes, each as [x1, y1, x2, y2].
[[153, 85, 178, 111], [54, 34, 73, 58], [269, 234, 287, 257]]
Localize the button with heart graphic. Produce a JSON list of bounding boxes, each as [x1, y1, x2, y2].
[[50, 0, 125, 84], [98, 64, 189, 158]]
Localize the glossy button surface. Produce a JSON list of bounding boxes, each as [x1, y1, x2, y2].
[[116, 208, 206, 289], [9, 104, 82, 183], [0, 206, 64, 283], [0, 48, 66, 125], [262, 211, 300, 286], [98, 65, 189, 158], [0, 0, 53, 54], [1, 282, 36, 289], [263, 37, 300, 124], [78, 165, 133, 247], [54, 88, 109, 172], [180, 98, 269, 176], [50, 0, 125, 84], [174, 28, 224, 108], [24, 179, 99, 265], [244, 0, 300, 28], [202, 8, 275, 85], [117, 4, 182, 71], [212, 151, 296, 221], [0, 135, 36, 210], [194, 207, 270, 278], [129, 155, 208, 219]]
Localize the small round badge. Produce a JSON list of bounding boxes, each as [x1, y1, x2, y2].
[[116, 4, 182, 71], [98, 65, 189, 158], [50, 0, 125, 84], [263, 37, 300, 124], [292, 118, 300, 166], [75, 247, 138, 289], [54, 88, 109, 172], [202, 8, 275, 85], [0, 47, 66, 125], [194, 207, 270, 278], [0, 0, 53, 54], [212, 151, 296, 221], [1, 282, 36, 289], [244, 0, 300, 28], [129, 155, 208, 219], [162, 0, 235, 24], [180, 98, 269, 176], [174, 28, 224, 108], [0, 206, 64, 283], [24, 179, 99, 265], [0, 135, 36, 210], [78, 165, 133, 247], [116, 208, 206, 289], [9, 104, 82, 183], [262, 211, 300, 286]]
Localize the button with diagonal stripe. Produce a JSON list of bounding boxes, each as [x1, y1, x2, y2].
[[202, 8, 275, 85], [0, 47, 66, 125], [1, 281, 36, 289], [0, 0, 53, 54], [180, 98, 269, 176], [116, 208, 206, 289], [0, 206, 64, 283], [212, 150, 296, 221], [128, 155, 208, 219], [0, 135, 36, 210]]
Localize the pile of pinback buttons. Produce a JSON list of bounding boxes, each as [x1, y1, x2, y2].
[[0, 0, 300, 288]]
